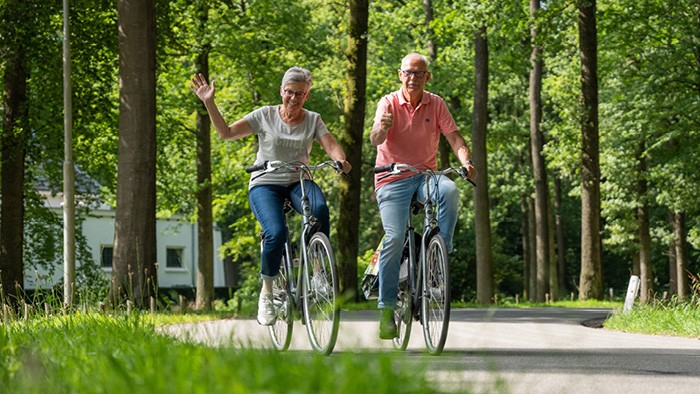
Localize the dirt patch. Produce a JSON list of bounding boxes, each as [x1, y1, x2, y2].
[[581, 317, 606, 328]]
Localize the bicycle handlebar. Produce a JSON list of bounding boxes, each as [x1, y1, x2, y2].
[[373, 163, 476, 186], [246, 160, 348, 177]]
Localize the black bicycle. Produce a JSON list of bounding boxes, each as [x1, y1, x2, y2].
[[246, 160, 343, 355], [373, 163, 473, 355]]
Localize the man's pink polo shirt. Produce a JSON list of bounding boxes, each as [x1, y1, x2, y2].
[[373, 90, 459, 191]]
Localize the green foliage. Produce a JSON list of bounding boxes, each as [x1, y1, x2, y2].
[[5, 0, 700, 306]]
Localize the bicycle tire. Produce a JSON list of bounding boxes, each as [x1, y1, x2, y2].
[[392, 260, 412, 350], [421, 234, 450, 355], [302, 232, 340, 355], [268, 254, 293, 351]]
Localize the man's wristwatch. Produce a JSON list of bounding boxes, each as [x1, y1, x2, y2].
[[465, 160, 475, 166]]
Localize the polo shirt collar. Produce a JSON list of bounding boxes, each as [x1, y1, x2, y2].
[[398, 89, 431, 107]]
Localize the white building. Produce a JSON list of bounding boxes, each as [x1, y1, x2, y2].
[[24, 187, 226, 290]]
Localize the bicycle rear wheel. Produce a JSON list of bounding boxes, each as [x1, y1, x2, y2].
[[392, 274, 412, 350], [421, 235, 450, 355], [268, 255, 293, 351], [302, 232, 340, 355]]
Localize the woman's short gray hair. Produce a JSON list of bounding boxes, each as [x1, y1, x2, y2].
[[281, 66, 313, 90]]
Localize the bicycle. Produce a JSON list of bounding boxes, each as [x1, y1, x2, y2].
[[245, 160, 343, 355], [373, 163, 474, 355]]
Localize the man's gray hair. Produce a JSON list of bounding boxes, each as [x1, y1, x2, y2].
[[401, 53, 429, 69], [281, 66, 313, 90]]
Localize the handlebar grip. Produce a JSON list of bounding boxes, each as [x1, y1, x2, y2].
[[458, 166, 477, 187], [245, 161, 267, 173], [373, 164, 394, 174]]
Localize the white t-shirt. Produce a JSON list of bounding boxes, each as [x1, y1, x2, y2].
[[244, 105, 329, 189]]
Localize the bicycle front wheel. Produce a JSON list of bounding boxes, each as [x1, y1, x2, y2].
[[302, 232, 340, 355], [268, 255, 293, 351], [421, 235, 450, 355]]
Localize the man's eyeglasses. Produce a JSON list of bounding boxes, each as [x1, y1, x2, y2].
[[400, 70, 429, 78], [283, 89, 307, 98]]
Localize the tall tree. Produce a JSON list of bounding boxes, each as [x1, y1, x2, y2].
[[529, 0, 550, 302], [111, 0, 157, 307], [0, 0, 28, 303], [635, 141, 652, 303], [337, 0, 368, 298], [577, 0, 602, 300], [671, 211, 688, 299], [422, 0, 451, 169], [473, 25, 493, 304], [193, 0, 213, 310]]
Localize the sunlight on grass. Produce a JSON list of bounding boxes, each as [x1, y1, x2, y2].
[[0, 313, 441, 393], [605, 302, 700, 338]]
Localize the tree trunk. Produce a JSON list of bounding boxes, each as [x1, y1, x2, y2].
[[520, 196, 532, 301], [636, 141, 652, 303], [577, 0, 602, 300], [112, 0, 158, 307], [473, 26, 494, 304], [194, 0, 214, 311], [672, 211, 688, 299], [554, 176, 567, 296], [527, 196, 537, 301], [666, 211, 677, 296], [1, 41, 28, 305], [337, 0, 368, 300], [422, 0, 452, 169], [529, 0, 550, 302]]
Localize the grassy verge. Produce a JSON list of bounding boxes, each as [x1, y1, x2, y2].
[[0, 313, 441, 394], [604, 300, 700, 338]]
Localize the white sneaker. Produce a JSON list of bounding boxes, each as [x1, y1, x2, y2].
[[257, 292, 276, 326]]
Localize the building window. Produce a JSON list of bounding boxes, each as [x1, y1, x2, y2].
[[101, 246, 113, 268], [166, 247, 184, 268]]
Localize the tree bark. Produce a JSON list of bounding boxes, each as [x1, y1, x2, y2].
[[577, 0, 603, 300], [636, 141, 652, 303], [337, 0, 368, 299], [527, 196, 537, 301], [666, 213, 677, 296], [1, 40, 28, 305], [194, 0, 214, 311], [422, 0, 452, 169], [112, 0, 158, 307], [529, 0, 550, 302], [554, 176, 567, 296], [672, 211, 688, 299], [473, 26, 494, 304]]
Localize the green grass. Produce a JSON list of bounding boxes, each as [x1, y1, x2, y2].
[[604, 300, 700, 338], [0, 312, 444, 394]]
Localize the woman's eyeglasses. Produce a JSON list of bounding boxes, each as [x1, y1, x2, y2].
[[283, 89, 307, 98]]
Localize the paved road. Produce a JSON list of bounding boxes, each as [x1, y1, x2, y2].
[[161, 308, 700, 393]]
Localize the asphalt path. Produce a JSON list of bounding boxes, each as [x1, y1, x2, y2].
[[160, 308, 700, 393]]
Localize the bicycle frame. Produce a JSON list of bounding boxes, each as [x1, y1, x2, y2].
[[374, 162, 472, 355], [247, 160, 343, 355]]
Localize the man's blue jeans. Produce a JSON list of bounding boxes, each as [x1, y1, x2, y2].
[[248, 182, 329, 280], [375, 174, 459, 310]]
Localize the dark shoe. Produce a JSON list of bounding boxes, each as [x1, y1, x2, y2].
[[379, 308, 398, 339]]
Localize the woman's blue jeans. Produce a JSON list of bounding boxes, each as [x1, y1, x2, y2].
[[375, 174, 459, 309], [248, 182, 329, 280]]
